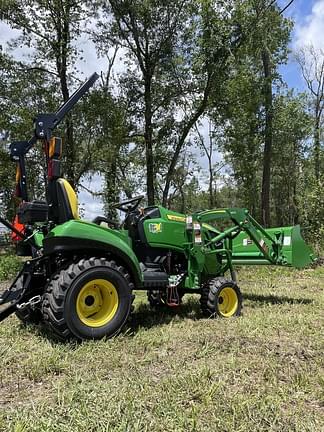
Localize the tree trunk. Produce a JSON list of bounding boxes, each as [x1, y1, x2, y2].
[[261, 48, 273, 227], [180, 187, 185, 213], [104, 158, 118, 220], [208, 155, 214, 208], [314, 115, 321, 181], [144, 76, 155, 205], [55, 4, 75, 189], [162, 73, 213, 207], [292, 139, 298, 225], [162, 104, 207, 207]]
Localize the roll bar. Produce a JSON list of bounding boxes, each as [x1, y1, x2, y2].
[[10, 72, 99, 159], [9, 73, 99, 201]]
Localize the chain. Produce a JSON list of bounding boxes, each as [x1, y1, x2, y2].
[[16, 295, 42, 311]]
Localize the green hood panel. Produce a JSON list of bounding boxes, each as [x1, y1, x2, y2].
[[143, 207, 221, 251], [45, 220, 142, 282], [142, 207, 186, 250]]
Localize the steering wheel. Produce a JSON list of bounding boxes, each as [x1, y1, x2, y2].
[[111, 195, 144, 213]]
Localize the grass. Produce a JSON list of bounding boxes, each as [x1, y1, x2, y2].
[[0, 253, 22, 282], [0, 265, 323, 432]]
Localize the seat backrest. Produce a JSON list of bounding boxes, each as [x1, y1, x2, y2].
[[56, 178, 79, 223]]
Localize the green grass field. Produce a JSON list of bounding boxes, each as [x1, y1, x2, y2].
[[0, 265, 323, 432]]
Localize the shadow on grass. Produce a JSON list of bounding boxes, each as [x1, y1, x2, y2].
[[17, 292, 313, 343], [243, 292, 313, 306], [127, 292, 313, 332], [20, 298, 203, 344], [126, 297, 202, 333], [19, 321, 81, 348]]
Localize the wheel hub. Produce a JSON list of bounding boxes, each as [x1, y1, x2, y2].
[[76, 279, 119, 327], [218, 287, 238, 317], [85, 295, 95, 306]]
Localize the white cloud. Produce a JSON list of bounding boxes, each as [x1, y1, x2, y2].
[[295, 1, 324, 50], [75, 37, 107, 79], [75, 35, 127, 80], [0, 21, 36, 61], [0, 21, 20, 50], [78, 173, 104, 220]]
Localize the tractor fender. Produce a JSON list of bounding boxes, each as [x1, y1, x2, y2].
[[42, 220, 143, 287]]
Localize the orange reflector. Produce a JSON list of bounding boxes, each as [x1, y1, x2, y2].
[[11, 215, 25, 242], [15, 164, 21, 183], [49, 137, 62, 158]]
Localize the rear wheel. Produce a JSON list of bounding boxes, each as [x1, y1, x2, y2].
[[200, 277, 242, 318], [42, 257, 133, 341]]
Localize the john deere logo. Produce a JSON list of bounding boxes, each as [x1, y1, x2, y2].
[[149, 223, 162, 234]]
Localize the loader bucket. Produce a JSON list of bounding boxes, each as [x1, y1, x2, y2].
[[277, 225, 316, 268], [232, 225, 316, 268]]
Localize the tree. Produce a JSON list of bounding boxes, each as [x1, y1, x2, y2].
[[98, 0, 240, 206], [99, 0, 191, 204], [296, 45, 324, 182], [83, 79, 136, 218], [216, 52, 263, 217], [271, 92, 311, 226], [298, 177, 324, 251], [213, 0, 291, 225], [195, 121, 225, 208], [246, 1, 291, 226]]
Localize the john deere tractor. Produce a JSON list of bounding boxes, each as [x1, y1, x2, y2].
[[0, 73, 315, 341]]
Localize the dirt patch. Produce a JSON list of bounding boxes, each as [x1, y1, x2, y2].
[[0, 281, 9, 293], [0, 377, 54, 408]]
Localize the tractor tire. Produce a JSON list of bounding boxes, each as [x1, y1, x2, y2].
[[42, 257, 134, 341], [200, 277, 242, 318], [14, 276, 42, 325]]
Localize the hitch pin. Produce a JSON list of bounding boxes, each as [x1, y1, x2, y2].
[[17, 295, 42, 311]]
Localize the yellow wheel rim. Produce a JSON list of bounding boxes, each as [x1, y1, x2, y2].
[[218, 287, 238, 317], [76, 279, 119, 327]]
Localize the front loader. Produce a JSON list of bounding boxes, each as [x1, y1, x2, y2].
[[0, 73, 316, 341]]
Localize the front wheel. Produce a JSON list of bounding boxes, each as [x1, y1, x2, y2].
[[200, 277, 242, 318], [42, 257, 134, 341]]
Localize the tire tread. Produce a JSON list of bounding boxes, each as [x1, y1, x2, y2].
[[42, 257, 134, 341], [200, 276, 242, 318]]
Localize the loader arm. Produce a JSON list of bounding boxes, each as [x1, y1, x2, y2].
[[195, 208, 315, 268]]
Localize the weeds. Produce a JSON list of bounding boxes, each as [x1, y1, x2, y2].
[[0, 266, 323, 431], [0, 254, 22, 282]]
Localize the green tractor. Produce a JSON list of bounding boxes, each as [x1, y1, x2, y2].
[[0, 74, 316, 341]]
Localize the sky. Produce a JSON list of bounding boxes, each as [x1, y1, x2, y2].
[[279, 0, 324, 89], [0, 0, 323, 220]]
